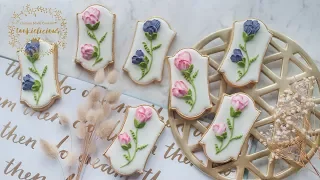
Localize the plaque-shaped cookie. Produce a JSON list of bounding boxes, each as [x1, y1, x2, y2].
[[104, 105, 165, 176], [123, 17, 176, 85], [199, 93, 260, 163], [218, 19, 272, 87], [18, 39, 61, 111], [75, 5, 115, 72], [167, 48, 212, 120]]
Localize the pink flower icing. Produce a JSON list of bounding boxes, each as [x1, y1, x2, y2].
[[82, 7, 100, 25], [81, 44, 94, 60], [231, 94, 249, 111], [118, 132, 131, 145], [172, 80, 188, 98], [174, 51, 192, 71], [135, 106, 153, 123], [212, 123, 227, 136]]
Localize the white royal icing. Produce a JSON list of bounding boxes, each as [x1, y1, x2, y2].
[[76, 5, 115, 72], [219, 19, 272, 86], [19, 40, 60, 110], [200, 93, 260, 163], [168, 49, 212, 120], [123, 18, 175, 84], [105, 106, 165, 175]]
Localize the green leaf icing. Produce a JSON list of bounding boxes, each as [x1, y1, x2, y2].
[[120, 117, 150, 168], [136, 32, 162, 80], [85, 22, 108, 66], [235, 31, 260, 81], [41, 66, 47, 77], [181, 64, 198, 112], [215, 106, 244, 154], [27, 55, 47, 105], [31, 80, 41, 92], [99, 32, 108, 44]]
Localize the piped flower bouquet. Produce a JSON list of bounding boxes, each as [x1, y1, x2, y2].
[[131, 19, 162, 80], [172, 51, 198, 112], [212, 94, 248, 154], [22, 39, 47, 105]]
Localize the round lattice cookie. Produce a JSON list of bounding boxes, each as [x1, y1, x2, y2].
[[168, 27, 320, 179]]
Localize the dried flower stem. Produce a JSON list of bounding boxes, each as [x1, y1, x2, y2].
[[39, 139, 66, 179], [259, 76, 320, 173]]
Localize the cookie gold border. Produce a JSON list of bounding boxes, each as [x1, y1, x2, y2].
[[217, 19, 273, 88], [103, 105, 165, 176], [18, 39, 61, 112], [166, 48, 213, 121], [75, 4, 116, 72], [199, 92, 261, 164], [122, 17, 176, 85]]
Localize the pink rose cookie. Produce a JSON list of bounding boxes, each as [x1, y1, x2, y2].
[[81, 44, 95, 60], [118, 132, 131, 150], [199, 93, 260, 163], [104, 105, 165, 176], [75, 5, 115, 72], [172, 80, 188, 97], [123, 17, 176, 85], [212, 123, 227, 137], [218, 19, 272, 87], [167, 48, 212, 120], [174, 51, 192, 70]]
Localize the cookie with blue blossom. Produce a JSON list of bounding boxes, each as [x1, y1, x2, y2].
[[218, 19, 272, 87], [123, 17, 176, 85], [18, 39, 61, 111]]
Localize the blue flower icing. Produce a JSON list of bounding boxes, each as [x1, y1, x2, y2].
[[132, 50, 145, 64], [230, 49, 243, 63], [22, 74, 35, 90], [143, 19, 161, 35], [244, 20, 260, 35], [25, 40, 40, 57]]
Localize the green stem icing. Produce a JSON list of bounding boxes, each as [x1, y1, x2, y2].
[[216, 117, 235, 154], [219, 138, 224, 149], [120, 118, 149, 168], [31, 63, 44, 105], [121, 129, 139, 168], [243, 42, 250, 75], [139, 39, 153, 80], [138, 33, 162, 80], [236, 34, 259, 81], [215, 107, 243, 154], [189, 81, 197, 112], [91, 30, 101, 66], [86, 29, 108, 66], [127, 150, 131, 160], [181, 65, 198, 112], [237, 42, 249, 81]]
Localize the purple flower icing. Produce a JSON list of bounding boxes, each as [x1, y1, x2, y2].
[[244, 20, 260, 35], [25, 40, 40, 57], [22, 74, 35, 90], [132, 50, 145, 64], [143, 19, 161, 35], [230, 49, 243, 63]]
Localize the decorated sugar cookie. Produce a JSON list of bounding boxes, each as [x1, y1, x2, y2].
[[167, 49, 212, 120], [123, 17, 176, 85], [104, 105, 165, 176], [199, 93, 260, 163], [18, 39, 61, 111], [75, 5, 115, 72], [218, 19, 272, 87]]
